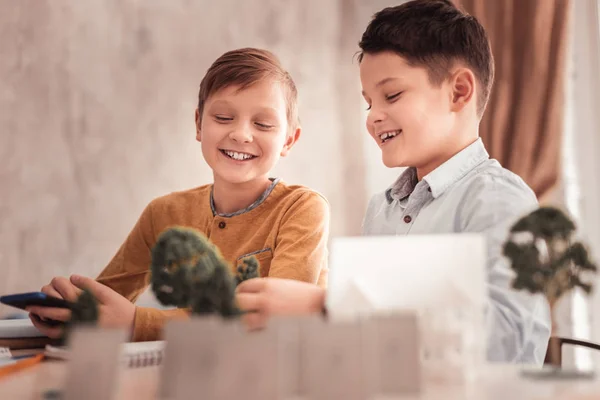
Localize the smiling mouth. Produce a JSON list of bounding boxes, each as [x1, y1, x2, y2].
[[378, 130, 401, 144], [220, 149, 257, 161]]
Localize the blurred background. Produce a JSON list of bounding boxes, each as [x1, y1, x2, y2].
[[1, 0, 599, 366]]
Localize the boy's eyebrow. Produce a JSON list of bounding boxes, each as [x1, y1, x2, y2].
[[208, 99, 232, 107], [375, 77, 399, 87], [208, 102, 280, 118], [255, 106, 279, 114], [361, 77, 399, 96]]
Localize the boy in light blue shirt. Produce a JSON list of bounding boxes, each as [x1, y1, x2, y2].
[[236, 0, 551, 365]]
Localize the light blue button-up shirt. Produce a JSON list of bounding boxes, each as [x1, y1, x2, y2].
[[362, 138, 551, 365]]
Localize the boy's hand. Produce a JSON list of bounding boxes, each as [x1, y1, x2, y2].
[[235, 277, 326, 331], [28, 276, 83, 338], [29, 275, 136, 339], [41, 276, 82, 302]]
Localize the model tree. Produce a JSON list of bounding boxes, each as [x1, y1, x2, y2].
[[235, 257, 259, 286], [61, 289, 99, 345], [502, 206, 597, 367], [150, 226, 259, 317]]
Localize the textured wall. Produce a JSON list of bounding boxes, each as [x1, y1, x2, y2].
[[1, 0, 409, 313]]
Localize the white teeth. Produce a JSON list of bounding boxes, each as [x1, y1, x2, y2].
[[379, 130, 401, 141], [224, 150, 254, 160]]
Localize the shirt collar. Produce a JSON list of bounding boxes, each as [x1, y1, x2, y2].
[[385, 168, 418, 203], [210, 177, 280, 217], [385, 138, 489, 203]]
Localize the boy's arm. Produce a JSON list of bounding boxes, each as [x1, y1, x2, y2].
[[131, 307, 189, 341], [267, 192, 330, 287], [461, 175, 551, 365], [95, 201, 157, 301], [96, 200, 191, 341]]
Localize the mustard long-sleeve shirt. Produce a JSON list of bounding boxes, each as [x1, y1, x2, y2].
[[96, 178, 330, 341]]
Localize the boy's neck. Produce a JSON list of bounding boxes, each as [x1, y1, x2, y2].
[[416, 132, 479, 181], [212, 176, 274, 215]]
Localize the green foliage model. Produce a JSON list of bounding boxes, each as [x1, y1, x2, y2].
[[61, 289, 99, 345], [502, 206, 597, 368], [503, 206, 597, 310], [150, 226, 259, 317]]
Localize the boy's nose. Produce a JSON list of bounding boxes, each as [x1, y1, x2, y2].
[[229, 125, 253, 143], [366, 107, 386, 126]]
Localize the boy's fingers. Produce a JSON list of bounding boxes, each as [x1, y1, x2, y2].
[[27, 306, 71, 322], [50, 277, 82, 302], [70, 275, 111, 302], [41, 284, 64, 299], [235, 278, 266, 293], [236, 293, 263, 312], [241, 311, 266, 332], [29, 314, 63, 339]]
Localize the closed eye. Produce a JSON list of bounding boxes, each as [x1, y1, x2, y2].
[[215, 115, 233, 122], [255, 122, 274, 129], [386, 92, 402, 101]]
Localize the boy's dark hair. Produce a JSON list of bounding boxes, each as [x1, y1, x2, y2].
[[197, 48, 299, 130], [358, 0, 494, 117]]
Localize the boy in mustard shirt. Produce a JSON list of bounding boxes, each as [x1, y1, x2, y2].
[[28, 48, 330, 341]]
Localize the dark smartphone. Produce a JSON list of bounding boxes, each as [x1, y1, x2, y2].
[[0, 292, 71, 310], [0, 292, 72, 327]]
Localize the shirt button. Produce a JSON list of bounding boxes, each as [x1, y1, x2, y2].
[[404, 215, 412, 224], [218, 221, 226, 229]]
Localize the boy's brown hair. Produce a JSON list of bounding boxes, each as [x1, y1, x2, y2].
[[197, 48, 300, 130], [358, 0, 494, 117]]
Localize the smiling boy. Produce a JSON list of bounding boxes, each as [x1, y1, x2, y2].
[[28, 48, 330, 341], [236, 0, 551, 365]]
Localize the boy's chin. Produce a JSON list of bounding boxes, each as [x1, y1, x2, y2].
[[382, 155, 407, 169], [217, 175, 256, 185], [214, 170, 269, 186]]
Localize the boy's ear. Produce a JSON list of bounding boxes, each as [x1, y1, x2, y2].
[[449, 68, 475, 113], [194, 108, 202, 142], [280, 127, 301, 157]]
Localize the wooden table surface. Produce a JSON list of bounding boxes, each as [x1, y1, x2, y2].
[[1, 359, 599, 399]]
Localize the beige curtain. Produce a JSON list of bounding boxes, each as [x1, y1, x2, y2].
[[456, 0, 572, 201]]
